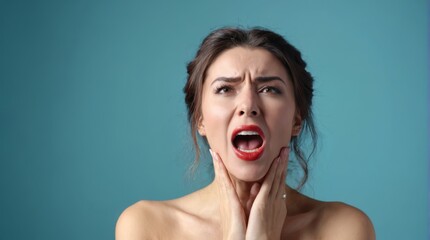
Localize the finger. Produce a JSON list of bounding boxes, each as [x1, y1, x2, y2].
[[210, 149, 222, 183], [271, 147, 287, 199], [210, 149, 226, 194], [246, 183, 260, 214], [257, 155, 280, 199], [210, 150, 247, 236], [210, 149, 224, 185], [209, 149, 216, 172], [281, 147, 290, 181], [211, 151, 240, 201], [275, 147, 289, 198], [268, 147, 289, 195]]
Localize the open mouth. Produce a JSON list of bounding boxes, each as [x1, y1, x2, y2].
[[233, 131, 264, 152], [231, 125, 265, 161]]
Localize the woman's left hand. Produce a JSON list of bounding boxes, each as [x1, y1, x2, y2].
[[245, 147, 289, 240]]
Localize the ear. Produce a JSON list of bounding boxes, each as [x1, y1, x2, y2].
[[197, 116, 206, 136], [291, 112, 302, 136]]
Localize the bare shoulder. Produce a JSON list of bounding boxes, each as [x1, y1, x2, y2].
[[115, 200, 172, 240], [115, 193, 206, 240], [314, 201, 376, 240]]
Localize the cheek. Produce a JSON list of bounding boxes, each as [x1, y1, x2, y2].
[[201, 103, 232, 148], [266, 105, 295, 146]]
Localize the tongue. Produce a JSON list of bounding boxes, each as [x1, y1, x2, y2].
[[235, 136, 262, 150]]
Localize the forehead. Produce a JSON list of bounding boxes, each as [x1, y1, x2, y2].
[[206, 47, 288, 80]]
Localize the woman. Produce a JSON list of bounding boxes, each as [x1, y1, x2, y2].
[[116, 27, 376, 239]]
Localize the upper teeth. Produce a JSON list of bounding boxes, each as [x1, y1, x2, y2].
[[237, 131, 259, 136]]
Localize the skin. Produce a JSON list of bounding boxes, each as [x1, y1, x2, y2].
[[115, 47, 376, 240]]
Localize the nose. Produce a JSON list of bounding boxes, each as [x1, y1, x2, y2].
[[239, 108, 259, 117], [237, 87, 260, 117]]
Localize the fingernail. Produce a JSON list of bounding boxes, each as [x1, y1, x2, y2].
[[209, 149, 213, 158]]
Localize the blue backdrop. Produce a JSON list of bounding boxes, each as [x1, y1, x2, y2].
[[1, 1, 428, 239]]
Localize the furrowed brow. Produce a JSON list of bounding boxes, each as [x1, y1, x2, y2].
[[210, 77, 242, 86], [255, 76, 286, 85]]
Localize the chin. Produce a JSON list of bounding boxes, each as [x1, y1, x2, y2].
[[224, 149, 276, 182], [229, 164, 268, 182]]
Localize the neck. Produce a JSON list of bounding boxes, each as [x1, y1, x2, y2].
[[206, 173, 289, 222], [230, 177, 258, 219]]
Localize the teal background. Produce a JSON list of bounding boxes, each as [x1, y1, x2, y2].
[[0, 0, 428, 239]]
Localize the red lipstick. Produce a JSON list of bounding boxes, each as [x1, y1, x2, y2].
[[231, 125, 265, 161]]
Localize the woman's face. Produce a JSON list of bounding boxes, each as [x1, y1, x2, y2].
[[199, 47, 301, 182]]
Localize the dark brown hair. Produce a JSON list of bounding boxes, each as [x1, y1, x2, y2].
[[183, 27, 317, 188]]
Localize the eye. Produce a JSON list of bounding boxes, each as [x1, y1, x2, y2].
[[214, 85, 233, 94], [259, 86, 282, 94]]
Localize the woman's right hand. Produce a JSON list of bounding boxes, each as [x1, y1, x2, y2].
[[210, 149, 247, 240]]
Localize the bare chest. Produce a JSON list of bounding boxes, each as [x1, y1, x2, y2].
[[157, 213, 318, 240]]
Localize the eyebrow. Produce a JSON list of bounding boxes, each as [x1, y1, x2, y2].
[[255, 76, 286, 85], [211, 76, 286, 85]]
